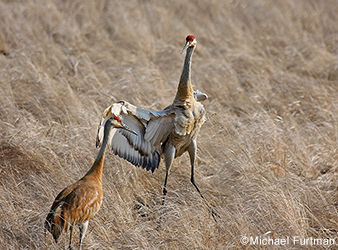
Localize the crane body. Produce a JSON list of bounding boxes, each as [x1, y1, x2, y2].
[[45, 117, 136, 249], [96, 35, 217, 221]]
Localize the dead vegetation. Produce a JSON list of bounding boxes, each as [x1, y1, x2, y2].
[[1, 0, 338, 249]]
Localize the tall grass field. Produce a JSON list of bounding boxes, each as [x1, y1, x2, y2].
[[1, 0, 338, 249]]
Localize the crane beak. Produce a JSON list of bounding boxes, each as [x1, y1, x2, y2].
[[122, 124, 138, 135], [180, 41, 190, 54]]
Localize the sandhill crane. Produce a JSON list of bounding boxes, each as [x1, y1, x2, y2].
[[45, 117, 136, 250], [96, 35, 217, 221]]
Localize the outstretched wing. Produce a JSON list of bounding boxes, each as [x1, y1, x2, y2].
[[96, 101, 175, 172]]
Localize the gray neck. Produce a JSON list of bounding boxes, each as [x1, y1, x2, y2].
[[174, 46, 195, 103], [85, 122, 112, 177], [180, 47, 194, 84], [95, 134, 109, 161]]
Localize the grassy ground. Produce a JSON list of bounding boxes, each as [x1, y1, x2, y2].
[[1, 0, 338, 249]]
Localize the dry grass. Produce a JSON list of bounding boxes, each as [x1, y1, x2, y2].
[[1, 0, 338, 249]]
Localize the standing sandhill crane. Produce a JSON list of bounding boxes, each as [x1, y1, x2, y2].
[[96, 35, 217, 221], [45, 117, 136, 250]]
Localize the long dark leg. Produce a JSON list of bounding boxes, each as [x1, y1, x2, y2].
[[157, 145, 175, 228], [79, 221, 89, 250], [162, 145, 176, 205], [188, 140, 219, 222], [68, 225, 74, 250]]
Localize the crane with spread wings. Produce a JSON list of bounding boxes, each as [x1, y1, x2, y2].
[[96, 35, 217, 221]]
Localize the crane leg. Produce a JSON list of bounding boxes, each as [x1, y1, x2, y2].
[[156, 145, 175, 228], [78, 221, 89, 250], [68, 225, 74, 250], [188, 140, 219, 222], [162, 145, 176, 205]]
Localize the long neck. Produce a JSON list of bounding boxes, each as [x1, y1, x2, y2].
[[85, 126, 111, 179], [174, 46, 195, 104]]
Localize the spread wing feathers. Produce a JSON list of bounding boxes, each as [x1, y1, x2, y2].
[[96, 101, 175, 172], [145, 116, 175, 146], [109, 127, 161, 172]]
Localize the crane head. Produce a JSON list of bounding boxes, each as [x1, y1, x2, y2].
[[107, 116, 137, 135], [97, 114, 137, 148], [181, 35, 197, 54]]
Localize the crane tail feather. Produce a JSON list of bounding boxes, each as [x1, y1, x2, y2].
[[45, 206, 67, 243]]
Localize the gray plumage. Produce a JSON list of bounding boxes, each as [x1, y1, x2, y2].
[[96, 35, 217, 221]]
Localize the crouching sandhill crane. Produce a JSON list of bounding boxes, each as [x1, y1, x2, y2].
[[45, 117, 136, 250], [96, 35, 217, 221]]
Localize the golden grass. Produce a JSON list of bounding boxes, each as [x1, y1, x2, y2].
[[1, 0, 338, 249]]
